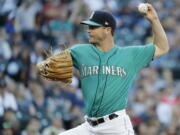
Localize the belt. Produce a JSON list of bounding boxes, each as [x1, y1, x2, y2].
[[87, 113, 118, 127]]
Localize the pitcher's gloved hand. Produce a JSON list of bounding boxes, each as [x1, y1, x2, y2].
[[37, 50, 73, 83]]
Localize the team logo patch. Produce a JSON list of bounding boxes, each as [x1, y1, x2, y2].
[[89, 11, 95, 19]]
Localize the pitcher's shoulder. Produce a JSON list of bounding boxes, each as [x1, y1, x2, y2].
[[70, 43, 92, 50]]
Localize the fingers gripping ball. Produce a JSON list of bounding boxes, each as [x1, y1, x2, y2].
[[37, 50, 73, 83], [138, 3, 148, 14]]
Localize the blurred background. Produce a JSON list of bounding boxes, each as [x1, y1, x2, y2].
[[0, 0, 180, 135]]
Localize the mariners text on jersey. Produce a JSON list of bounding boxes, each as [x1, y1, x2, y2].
[[81, 65, 127, 77]]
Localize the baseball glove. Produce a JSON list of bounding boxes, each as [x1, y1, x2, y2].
[[37, 50, 73, 83]]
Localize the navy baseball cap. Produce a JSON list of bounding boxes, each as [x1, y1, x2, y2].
[[80, 11, 116, 31]]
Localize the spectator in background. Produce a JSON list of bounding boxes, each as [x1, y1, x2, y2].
[[22, 126, 40, 135], [9, 32, 24, 47], [15, 0, 42, 45], [0, 78, 6, 113], [46, 0, 86, 45], [28, 82, 50, 128], [22, 116, 41, 135], [156, 86, 178, 126], [45, 82, 73, 124], [84, 0, 105, 11], [1, 122, 13, 135], [18, 47, 31, 86], [0, 79, 18, 117], [0, 0, 17, 15], [42, 0, 68, 22], [5, 44, 21, 82], [2, 109, 21, 135], [0, 28, 12, 60], [15, 0, 42, 32], [42, 116, 65, 135], [131, 88, 147, 118], [30, 40, 45, 64], [15, 83, 32, 123]]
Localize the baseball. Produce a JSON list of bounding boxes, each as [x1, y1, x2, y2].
[[138, 3, 148, 13]]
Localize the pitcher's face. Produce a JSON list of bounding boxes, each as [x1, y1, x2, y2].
[[87, 26, 107, 45]]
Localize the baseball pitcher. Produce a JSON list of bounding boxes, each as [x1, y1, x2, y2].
[[37, 3, 169, 135]]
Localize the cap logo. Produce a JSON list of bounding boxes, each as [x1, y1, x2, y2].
[[105, 22, 109, 25], [89, 11, 95, 19]]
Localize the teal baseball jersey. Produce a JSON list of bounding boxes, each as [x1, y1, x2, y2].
[[69, 43, 155, 117]]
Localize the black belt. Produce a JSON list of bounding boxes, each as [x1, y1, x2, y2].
[[87, 113, 118, 127]]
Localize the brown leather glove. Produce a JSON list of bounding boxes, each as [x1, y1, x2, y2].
[[37, 50, 73, 83]]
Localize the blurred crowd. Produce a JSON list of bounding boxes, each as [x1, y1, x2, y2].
[[0, 0, 180, 135]]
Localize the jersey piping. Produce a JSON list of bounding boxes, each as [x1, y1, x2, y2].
[[89, 45, 101, 116], [94, 49, 118, 116]]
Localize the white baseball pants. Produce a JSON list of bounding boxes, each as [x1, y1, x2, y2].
[[59, 109, 135, 135]]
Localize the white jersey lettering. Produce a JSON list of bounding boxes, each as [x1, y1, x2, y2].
[[81, 65, 127, 78]]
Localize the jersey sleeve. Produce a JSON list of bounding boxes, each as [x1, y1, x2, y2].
[[68, 45, 80, 69], [133, 43, 155, 70]]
